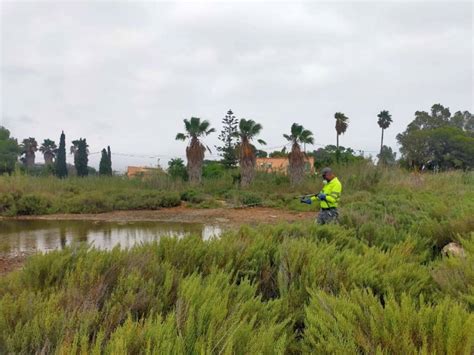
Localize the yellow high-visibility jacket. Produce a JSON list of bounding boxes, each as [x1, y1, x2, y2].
[[311, 177, 342, 208]]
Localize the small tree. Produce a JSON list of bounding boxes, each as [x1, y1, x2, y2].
[[256, 150, 268, 158], [99, 148, 109, 175], [0, 126, 20, 175], [377, 110, 393, 156], [107, 146, 112, 175], [55, 131, 68, 178], [167, 158, 188, 180], [377, 145, 397, 166], [269, 147, 288, 158], [216, 109, 239, 169], [74, 138, 89, 177]]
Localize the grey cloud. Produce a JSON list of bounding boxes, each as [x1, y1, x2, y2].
[[1, 1, 472, 171]]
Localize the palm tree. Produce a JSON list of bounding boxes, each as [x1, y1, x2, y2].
[[70, 139, 80, 159], [175, 117, 215, 183], [377, 110, 393, 156], [20, 137, 38, 168], [335, 112, 349, 151], [233, 119, 266, 187], [284, 123, 314, 185], [39, 139, 57, 165]]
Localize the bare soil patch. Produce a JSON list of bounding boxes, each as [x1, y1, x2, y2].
[[0, 253, 27, 276]]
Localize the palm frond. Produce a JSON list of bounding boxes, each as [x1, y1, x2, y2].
[[301, 131, 314, 144], [377, 110, 393, 129], [189, 117, 202, 135], [239, 119, 252, 134], [205, 128, 216, 136], [291, 123, 303, 137], [199, 120, 211, 132], [184, 119, 191, 133], [257, 139, 267, 145], [250, 123, 263, 136], [175, 133, 187, 141]]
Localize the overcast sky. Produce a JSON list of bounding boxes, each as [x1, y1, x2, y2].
[[1, 0, 473, 171]]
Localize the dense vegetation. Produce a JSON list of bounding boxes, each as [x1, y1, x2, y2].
[[1, 102, 473, 352], [397, 104, 474, 170], [0, 127, 19, 175], [1, 164, 473, 224], [1, 212, 473, 353]]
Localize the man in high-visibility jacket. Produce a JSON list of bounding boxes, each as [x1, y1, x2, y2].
[[301, 167, 342, 224]]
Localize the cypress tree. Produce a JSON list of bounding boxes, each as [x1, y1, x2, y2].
[[74, 138, 89, 177], [99, 148, 108, 175], [107, 145, 112, 175], [55, 131, 68, 178]]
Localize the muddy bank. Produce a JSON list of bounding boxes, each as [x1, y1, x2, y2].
[[11, 206, 315, 226], [0, 253, 27, 276]]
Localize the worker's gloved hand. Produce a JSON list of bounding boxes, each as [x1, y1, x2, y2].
[[317, 193, 326, 201], [300, 197, 312, 204]]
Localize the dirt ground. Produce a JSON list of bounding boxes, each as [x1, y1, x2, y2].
[[0, 207, 315, 275], [0, 254, 27, 276], [13, 206, 315, 226]]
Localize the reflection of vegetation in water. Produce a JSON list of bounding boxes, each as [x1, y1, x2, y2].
[[0, 220, 213, 254]]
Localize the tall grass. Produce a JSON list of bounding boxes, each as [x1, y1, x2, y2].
[[1, 165, 473, 218]]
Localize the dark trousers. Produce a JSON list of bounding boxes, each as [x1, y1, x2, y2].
[[317, 208, 339, 225]]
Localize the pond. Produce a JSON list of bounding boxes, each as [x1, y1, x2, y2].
[[0, 220, 222, 256]]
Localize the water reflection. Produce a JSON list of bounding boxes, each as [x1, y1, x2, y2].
[[0, 220, 222, 255]]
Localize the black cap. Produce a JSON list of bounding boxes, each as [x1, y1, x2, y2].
[[321, 167, 332, 175]]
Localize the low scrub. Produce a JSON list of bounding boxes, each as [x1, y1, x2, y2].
[[303, 288, 473, 354], [0, 189, 180, 215], [1, 224, 473, 353]]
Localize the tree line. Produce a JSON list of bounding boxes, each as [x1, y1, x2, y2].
[[0, 130, 112, 178], [1, 103, 472, 182], [174, 109, 388, 186], [174, 104, 472, 186]]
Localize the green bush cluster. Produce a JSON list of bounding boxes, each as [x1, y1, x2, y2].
[[0, 189, 181, 216], [0, 192, 52, 216], [1, 225, 473, 353]]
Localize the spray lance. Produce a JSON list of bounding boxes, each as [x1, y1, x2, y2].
[[296, 180, 328, 204]]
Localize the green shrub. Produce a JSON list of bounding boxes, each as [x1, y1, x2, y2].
[[139, 191, 181, 209], [239, 192, 263, 206], [303, 288, 473, 354], [0, 192, 16, 214], [14, 194, 51, 215], [432, 236, 474, 309], [1, 222, 473, 353], [202, 162, 225, 179], [66, 193, 112, 213], [180, 189, 205, 204]]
